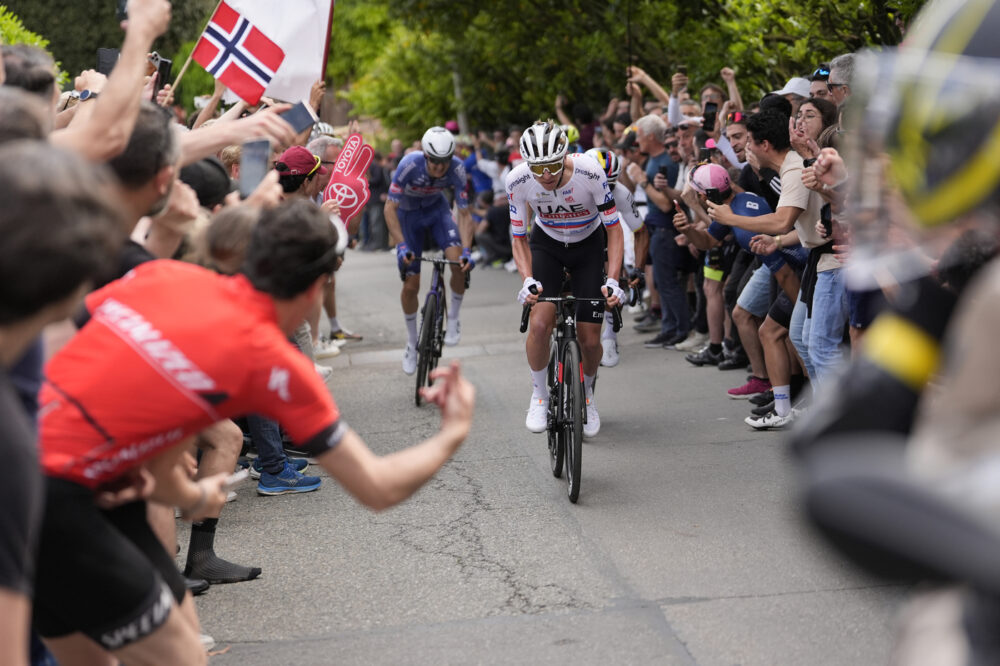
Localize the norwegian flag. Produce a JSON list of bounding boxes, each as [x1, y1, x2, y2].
[[192, 1, 285, 105]]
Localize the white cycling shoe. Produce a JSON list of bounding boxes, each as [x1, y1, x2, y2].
[[583, 395, 600, 438], [444, 319, 461, 346], [402, 344, 417, 375], [526, 396, 548, 433]]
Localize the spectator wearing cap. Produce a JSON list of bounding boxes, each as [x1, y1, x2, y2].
[[179, 157, 234, 213], [275, 145, 329, 199], [827, 53, 854, 108], [772, 77, 812, 115]]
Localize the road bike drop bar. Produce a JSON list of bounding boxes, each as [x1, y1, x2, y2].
[[519, 286, 623, 333]]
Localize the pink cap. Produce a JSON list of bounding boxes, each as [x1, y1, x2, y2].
[[444, 120, 459, 132], [690, 163, 730, 193]]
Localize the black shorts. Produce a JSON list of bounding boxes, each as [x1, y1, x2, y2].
[[33, 478, 187, 651], [530, 226, 606, 323], [768, 290, 795, 330]]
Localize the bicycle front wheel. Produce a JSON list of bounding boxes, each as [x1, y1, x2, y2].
[[415, 291, 438, 406], [561, 341, 584, 503], [547, 340, 563, 478]]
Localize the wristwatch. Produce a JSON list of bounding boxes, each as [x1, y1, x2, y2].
[[640, 180, 650, 189], [79, 89, 100, 102]]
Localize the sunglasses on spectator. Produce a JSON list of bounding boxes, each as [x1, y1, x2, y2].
[[664, 141, 679, 149], [426, 155, 451, 166], [528, 160, 564, 177], [726, 111, 745, 124], [678, 123, 691, 131], [813, 66, 830, 79], [827, 82, 848, 92]]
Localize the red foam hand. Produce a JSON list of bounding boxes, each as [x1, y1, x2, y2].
[[323, 133, 375, 225]]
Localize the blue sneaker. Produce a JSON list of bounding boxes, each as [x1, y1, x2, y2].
[[256, 461, 321, 495], [248, 457, 308, 480]]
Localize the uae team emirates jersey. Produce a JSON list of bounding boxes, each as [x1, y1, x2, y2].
[[39, 261, 344, 488], [505, 153, 619, 243]]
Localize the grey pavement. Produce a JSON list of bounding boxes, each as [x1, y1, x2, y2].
[[185, 248, 907, 665]]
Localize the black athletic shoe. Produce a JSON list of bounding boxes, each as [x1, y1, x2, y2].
[[663, 331, 691, 349], [185, 576, 210, 596], [685, 346, 724, 366], [752, 400, 775, 417], [749, 390, 774, 406], [717, 354, 750, 371], [644, 332, 674, 348], [634, 319, 662, 333]]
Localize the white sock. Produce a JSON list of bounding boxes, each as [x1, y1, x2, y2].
[[601, 323, 616, 342], [773, 385, 791, 417], [530, 368, 548, 399], [405, 313, 418, 347], [328, 316, 340, 332], [584, 373, 595, 399], [450, 292, 464, 323]]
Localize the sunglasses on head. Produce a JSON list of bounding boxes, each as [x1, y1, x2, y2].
[[726, 111, 745, 124], [528, 160, 564, 177], [813, 66, 830, 79], [678, 123, 691, 131]]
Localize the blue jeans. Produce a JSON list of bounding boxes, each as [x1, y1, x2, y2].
[[809, 268, 849, 384], [649, 226, 689, 338], [248, 414, 285, 474]]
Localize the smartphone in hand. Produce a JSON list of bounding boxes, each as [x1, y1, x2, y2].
[[239, 138, 271, 199], [280, 101, 320, 134], [702, 101, 718, 133]]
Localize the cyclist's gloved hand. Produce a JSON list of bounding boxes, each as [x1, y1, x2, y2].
[[396, 243, 413, 272], [627, 267, 643, 286], [460, 247, 475, 271], [518, 277, 542, 305], [603, 278, 626, 305]]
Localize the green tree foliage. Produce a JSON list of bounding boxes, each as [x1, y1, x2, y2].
[[3, 0, 214, 83], [0, 5, 68, 84], [335, 0, 926, 141]]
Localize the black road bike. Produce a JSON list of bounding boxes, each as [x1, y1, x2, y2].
[[413, 254, 470, 406], [521, 293, 621, 502]]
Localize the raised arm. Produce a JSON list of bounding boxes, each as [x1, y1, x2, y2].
[[52, 0, 172, 161]]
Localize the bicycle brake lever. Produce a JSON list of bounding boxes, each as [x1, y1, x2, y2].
[[611, 305, 623, 333]]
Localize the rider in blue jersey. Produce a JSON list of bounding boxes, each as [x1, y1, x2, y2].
[[384, 127, 474, 375]]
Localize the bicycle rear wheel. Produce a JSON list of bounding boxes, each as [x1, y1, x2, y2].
[[546, 341, 563, 478], [561, 341, 584, 503], [431, 299, 446, 375], [415, 291, 438, 406]]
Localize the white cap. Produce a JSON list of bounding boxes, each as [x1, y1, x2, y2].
[[772, 77, 812, 99]]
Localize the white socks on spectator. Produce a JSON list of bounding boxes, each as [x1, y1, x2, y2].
[[328, 316, 340, 332], [773, 385, 791, 417], [450, 292, 463, 323], [405, 313, 418, 347], [530, 368, 547, 399]]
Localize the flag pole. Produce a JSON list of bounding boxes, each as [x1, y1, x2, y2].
[[171, 0, 224, 93], [321, 0, 336, 81]]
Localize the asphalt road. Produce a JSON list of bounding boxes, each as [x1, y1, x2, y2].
[[184, 248, 906, 665]]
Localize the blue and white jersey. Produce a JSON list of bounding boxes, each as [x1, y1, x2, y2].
[[388, 152, 469, 212], [505, 153, 619, 243]]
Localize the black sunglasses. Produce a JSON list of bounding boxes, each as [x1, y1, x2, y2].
[[664, 141, 679, 149], [813, 66, 830, 79], [426, 155, 451, 165], [827, 82, 847, 92]]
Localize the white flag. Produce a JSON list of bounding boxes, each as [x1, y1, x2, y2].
[[221, 0, 334, 104]]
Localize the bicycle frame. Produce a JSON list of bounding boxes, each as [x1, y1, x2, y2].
[[413, 254, 467, 406]]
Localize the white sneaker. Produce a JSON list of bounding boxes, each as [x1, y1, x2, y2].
[[583, 395, 600, 438], [444, 319, 461, 346], [200, 633, 216, 652], [225, 491, 237, 503], [314, 363, 333, 382], [525, 396, 548, 433], [674, 331, 708, 352], [402, 344, 417, 375], [600, 338, 619, 367], [503, 259, 518, 273], [745, 408, 800, 430], [315, 338, 342, 359]]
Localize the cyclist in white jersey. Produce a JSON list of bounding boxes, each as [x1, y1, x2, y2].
[[585, 147, 647, 368], [507, 121, 625, 437]]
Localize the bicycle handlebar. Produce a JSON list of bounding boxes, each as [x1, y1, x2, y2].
[[519, 287, 623, 333]]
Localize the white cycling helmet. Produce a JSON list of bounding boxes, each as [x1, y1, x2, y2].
[[421, 126, 456, 160], [585, 147, 622, 185], [519, 121, 568, 164]]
